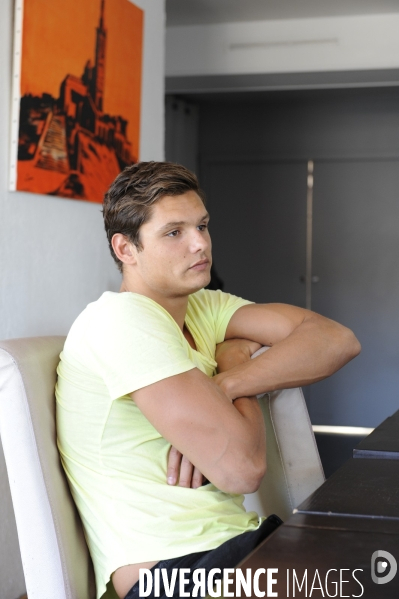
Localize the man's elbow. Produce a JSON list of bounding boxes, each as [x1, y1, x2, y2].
[[241, 461, 267, 494], [340, 326, 361, 362], [323, 326, 361, 378], [214, 459, 266, 495]]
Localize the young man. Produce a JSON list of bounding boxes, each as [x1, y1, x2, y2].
[[56, 162, 360, 599]]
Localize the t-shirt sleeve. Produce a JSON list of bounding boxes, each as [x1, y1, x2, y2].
[[196, 289, 253, 344], [70, 294, 196, 400]]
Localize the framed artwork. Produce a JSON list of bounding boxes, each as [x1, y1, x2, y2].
[[10, 0, 144, 203]]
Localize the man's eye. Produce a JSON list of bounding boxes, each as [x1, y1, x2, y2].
[[167, 230, 179, 237], [198, 224, 208, 231]]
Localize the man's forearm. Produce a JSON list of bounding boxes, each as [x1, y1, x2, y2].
[[215, 314, 361, 401], [207, 338, 266, 493], [210, 392, 266, 493]]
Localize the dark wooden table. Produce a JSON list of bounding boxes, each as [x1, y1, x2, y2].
[[237, 513, 399, 597], [233, 410, 399, 598], [295, 458, 399, 519], [354, 410, 399, 460]]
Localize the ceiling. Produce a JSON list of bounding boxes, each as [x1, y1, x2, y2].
[[166, 0, 399, 27]]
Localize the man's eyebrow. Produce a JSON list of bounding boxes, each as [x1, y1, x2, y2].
[[158, 213, 209, 233]]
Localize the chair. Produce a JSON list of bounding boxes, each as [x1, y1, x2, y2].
[[0, 337, 324, 598], [243, 387, 325, 520], [0, 337, 96, 599], [243, 346, 325, 520]]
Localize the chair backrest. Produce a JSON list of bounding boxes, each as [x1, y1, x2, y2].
[[243, 348, 325, 521], [0, 337, 96, 599]]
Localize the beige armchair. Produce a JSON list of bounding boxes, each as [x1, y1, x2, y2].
[[0, 337, 95, 599], [0, 337, 324, 599]]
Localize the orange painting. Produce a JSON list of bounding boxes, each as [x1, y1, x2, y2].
[[16, 0, 143, 202]]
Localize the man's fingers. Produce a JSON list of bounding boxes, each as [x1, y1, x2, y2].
[[167, 446, 204, 488], [178, 455, 194, 488], [191, 466, 204, 489], [167, 446, 182, 485]]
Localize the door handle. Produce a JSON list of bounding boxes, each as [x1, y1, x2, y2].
[[300, 275, 320, 283]]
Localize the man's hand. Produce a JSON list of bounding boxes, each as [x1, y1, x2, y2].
[[215, 338, 262, 373], [167, 446, 205, 489]]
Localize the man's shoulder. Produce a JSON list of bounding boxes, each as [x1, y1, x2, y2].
[[188, 287, 224, 308], [73, 291, 171, 327], [65, 292, 178, 353], [189, 288, 252, 314], [66, 292, 121, 337], [188, 288, 254, 344], [60, 291, 193, 396]]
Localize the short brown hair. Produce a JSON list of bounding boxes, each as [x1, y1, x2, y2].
[[103, 161, 206, 272]]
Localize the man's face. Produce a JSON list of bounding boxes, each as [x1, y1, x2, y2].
[[132, 191, 212, 299]]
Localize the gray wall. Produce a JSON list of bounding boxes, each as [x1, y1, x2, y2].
[[188, 87, 399, 428], [165, 96, 199, 175]]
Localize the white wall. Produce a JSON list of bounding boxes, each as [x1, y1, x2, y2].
[[166, 13, 399, 77], [0, 0, 165, 596]]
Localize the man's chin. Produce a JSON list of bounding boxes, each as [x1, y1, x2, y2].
[[178, 272, 212, 296], [193, 271, 212, 292]]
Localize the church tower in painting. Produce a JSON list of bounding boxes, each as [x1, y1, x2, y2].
[[93, 0, 106, 112]]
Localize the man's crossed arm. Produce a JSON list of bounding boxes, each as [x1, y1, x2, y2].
[[132, 303, 360, 495], [215, 303, 361, 399]]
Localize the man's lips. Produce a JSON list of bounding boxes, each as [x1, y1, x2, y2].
[[189, 259, 210, 270]]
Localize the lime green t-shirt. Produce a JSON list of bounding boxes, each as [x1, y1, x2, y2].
[[56, 289, 260, 598]]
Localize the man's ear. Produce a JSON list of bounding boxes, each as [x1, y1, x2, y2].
[[111, 234, 138, 266]]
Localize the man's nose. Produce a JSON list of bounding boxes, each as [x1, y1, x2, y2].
[[189, 229, 210, 252]]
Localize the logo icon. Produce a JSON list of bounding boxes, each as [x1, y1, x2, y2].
[[371, 550, 397, 585]]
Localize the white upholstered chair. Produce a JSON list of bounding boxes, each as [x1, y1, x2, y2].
[[243, 346, 325, 521], [0, 337, 96, 599], [0, 337, 324, 599]]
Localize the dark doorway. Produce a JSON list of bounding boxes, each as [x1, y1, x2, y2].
[[166, 87, 399, 428]]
